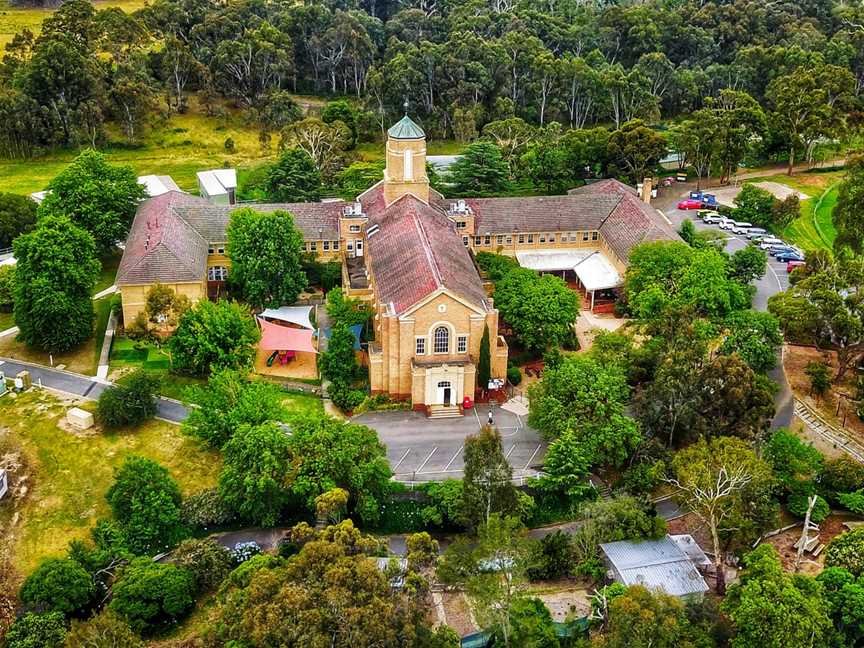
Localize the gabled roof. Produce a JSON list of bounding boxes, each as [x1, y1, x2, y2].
[[117, 192, 210, 286], [197, 168, 237, 196], [366, 194, 488, 315], [388, 115, 425, 140]]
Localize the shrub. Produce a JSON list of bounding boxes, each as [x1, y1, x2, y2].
[[328, 380, 366, 412], [19, 558, 95, 617], [420, 480, 464, 529], [787, 492, 830, 523], [825, 528, 864, 576], [172, 538, 234, 590], [219, 553, 282, 593], [230, 541, 261, 564], [475, 252, 519, 281], [106, 456, 185, 555], [109, 559, 197, 635], [97, 370, 160, 428], [4, 612, 67, 648], [821, 456, 864, 497], [0, 265, 15, 312], [63, 611, 143, 648], [507, 365, 522, 386], [180, 488, 237, 529], [805, 361, 831, 397], [406, 532, 439, 570], [528, 530, 573, 581], [838, 490, 864, 515]]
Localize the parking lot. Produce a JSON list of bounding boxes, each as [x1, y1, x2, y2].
[[665, 206, 790, 307], [354, 405, 547, 483]]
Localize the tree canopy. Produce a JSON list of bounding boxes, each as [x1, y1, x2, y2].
[[0, 192, 37, 249], [226, 207, 307, 309]]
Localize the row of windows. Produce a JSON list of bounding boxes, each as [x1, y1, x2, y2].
[[468, 231, 600, 247], [208, 266, 228, 281], [416, 327, 468, 355], [304, 240, 341, 252], [207, 243, 226, 255]]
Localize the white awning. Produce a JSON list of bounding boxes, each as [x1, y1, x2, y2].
[[574, 253, 622, 292], [516, 249, 592, 272], [258, 306, 314, 330]]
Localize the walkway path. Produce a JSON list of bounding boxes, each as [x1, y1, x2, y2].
[[0, 356, 188, 423]]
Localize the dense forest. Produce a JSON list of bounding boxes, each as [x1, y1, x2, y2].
[[0, 0, 863, 164]]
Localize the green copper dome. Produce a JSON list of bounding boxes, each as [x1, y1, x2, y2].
[[387, 114, 425, 140]]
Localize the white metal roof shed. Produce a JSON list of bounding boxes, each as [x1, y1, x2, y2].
[[573, 252, 622, 292], [197, 168, 237, 197], [138, 175, 182, 197], [600, 535, 710, 598], [258, 306, 315, 330]]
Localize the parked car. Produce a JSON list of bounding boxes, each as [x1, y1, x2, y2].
[[719, 220, 737, 230], [770, 245, 798, 257], [786, 260, 806, 272], [697, 209, 720, 220], [731, 222, 754, 234], [776, 251, 805, 262], [759, 237, 784, 249], [677, 198, 703, 210], [703, 214, 726, 224], [747, 227, 768, 237]]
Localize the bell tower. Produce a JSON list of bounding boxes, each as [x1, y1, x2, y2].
[[383, 108, 429, 206]]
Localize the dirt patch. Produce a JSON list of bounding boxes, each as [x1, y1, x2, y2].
[[784, 345, 864, 444], [530, 585, 592, 622], [440, 591, 477, 636], [753, 181, 810, 200], [761, 513, 859, 575]]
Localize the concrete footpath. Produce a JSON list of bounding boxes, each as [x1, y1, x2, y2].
[[0, 356, 188, 423]]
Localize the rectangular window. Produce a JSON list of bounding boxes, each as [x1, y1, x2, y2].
[[550, 233, 557, 243], [207, 245, 215, 254], [415, 337, 426, 355], [506, 236, 512, 244], [323, 241, 330, 251], [333, 241, 340, 250], [582, 231, 589, 241], [484, 235, 491, 246], [539, 233, 546, 243], [456, 221, 466, 229], [592, 231, 599, 241], [457, 335, 468, 354], [528, 234, 535, 243], [475, 236, 482, 246], [463, 236, 469, 246], [497, 235, 504, 245], [208, 266, 228, 281], [518, 234, 525, 244], [310, 242, 317, 252], [349, 225, 361, 233], [217, 246, 225, 255], [347, 242, 354, 251]]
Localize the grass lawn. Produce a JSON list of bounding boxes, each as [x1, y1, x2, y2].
[[0, 296, 111, 375], [745, 171, 844, 251], [0, 390, 222, 576], [95, 252, 121, 294], [0, 0, 147, 48], [109, 336, 205, 400], [0, 311, 12, 331]]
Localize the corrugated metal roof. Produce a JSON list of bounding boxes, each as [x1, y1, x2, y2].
[[197, 168, 237, 196], [600, 536, 709, 597]]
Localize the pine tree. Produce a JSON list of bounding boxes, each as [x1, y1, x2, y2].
[[478, 324, 491, 392]]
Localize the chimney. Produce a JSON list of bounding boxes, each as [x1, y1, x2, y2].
[[640, 177, 653, 204]]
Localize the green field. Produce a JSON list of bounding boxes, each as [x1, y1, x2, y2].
[[0, 0, 147, 48], [744, 172, 843, 252], [0, 390, 222, 575]]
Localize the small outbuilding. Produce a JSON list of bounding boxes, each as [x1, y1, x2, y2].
[[600, 534, 710, 600], [197, 168, 237, 205], [66, 407, 95, 430]]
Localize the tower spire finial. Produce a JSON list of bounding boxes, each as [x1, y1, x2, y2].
[[403, 98, 409, 116]]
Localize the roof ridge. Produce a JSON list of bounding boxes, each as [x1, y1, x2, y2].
[[411, 208, 444, 289], [598, 193, 626, 229]]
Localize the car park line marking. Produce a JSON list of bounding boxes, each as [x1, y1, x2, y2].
[[416, 447, 438, 473], [504, 443, 516, 459], [393, 449, 411, 471], [444, 446, 463, 471], [523, 444, 542, 469], [473, 407, 482, 428]]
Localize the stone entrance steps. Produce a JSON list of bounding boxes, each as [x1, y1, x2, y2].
[[428, 405, 462, 419]]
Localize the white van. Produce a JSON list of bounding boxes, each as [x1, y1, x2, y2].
[[731, 222, 754, 234], [746, 228, 768, 239], [759, 237, 784, 249]]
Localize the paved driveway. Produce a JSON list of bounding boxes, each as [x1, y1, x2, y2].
[[354, 405, 547, 482], [665, 206, 794, 428]]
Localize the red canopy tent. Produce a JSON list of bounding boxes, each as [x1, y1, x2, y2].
[[257, 317, 318, 353]]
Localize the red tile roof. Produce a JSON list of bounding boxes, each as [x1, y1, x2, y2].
[[366, 194, 488, 315]]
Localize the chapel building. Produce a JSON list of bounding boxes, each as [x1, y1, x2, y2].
[[117, 114, 677, 414]]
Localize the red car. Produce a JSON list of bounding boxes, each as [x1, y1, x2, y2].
[[677, 198, 703, 210], [787, 260, 805, 273]]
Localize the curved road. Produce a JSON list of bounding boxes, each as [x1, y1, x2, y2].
[[663, 205, 794, 429]]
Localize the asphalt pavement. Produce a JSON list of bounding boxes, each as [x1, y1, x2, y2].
[[663, 205, 795, 429], [0, 357, 188, 423]]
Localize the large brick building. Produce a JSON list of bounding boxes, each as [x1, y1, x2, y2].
[[117, 114, 676, 413]]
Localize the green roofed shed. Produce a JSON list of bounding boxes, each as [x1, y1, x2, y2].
[[388, 115, 425, 139]]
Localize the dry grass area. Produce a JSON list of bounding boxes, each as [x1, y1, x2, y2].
[[762, 513, 859, 576], [0, 389, 221, 577], [0, 329, 99, 375], [784, 344, 864, 441]]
